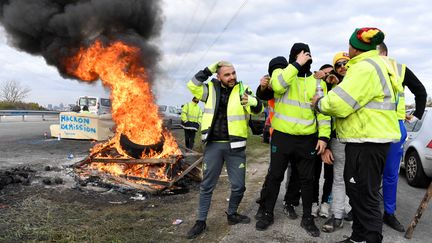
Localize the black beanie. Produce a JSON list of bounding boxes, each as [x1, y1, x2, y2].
[[289, 43, 311, 63], [268, 56, 288, 76]]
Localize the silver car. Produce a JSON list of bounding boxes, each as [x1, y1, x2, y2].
[[403, 107, 432, 187], [158, 105, 182, 129]]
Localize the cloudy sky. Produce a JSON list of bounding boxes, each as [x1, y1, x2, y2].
[[0, 0, 431, 107]]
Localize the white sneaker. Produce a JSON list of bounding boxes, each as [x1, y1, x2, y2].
[[319, 202, 330, 218], [311, 203, 319, 217]]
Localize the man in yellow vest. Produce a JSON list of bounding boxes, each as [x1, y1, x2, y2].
[[255, 43, 331, 238], [181, 97, 202, 150], [313, 27, 401, 243], [377, 42, 427, 232], [186, 61, 263, 239]]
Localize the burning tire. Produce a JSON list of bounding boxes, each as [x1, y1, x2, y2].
[[120, 134, 164, 158]]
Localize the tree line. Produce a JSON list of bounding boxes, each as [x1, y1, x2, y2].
[[0, 80, 45, 110]]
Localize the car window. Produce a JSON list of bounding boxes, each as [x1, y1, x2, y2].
[[169, 106, 178, 114], [404, 120, 417, 132], [100, 98, 111, 107], [158, 105, 167, 112], [412, 110, 427, 132]]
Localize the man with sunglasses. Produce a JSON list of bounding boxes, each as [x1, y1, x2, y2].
[[319, 52, 353, 233]]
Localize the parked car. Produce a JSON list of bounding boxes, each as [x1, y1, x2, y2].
[[158, 105, 182, 129], [402, 107, 432, 187]]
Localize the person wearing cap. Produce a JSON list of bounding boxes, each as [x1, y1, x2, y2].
[[319, 52, 353, 233], [377, 42, 427, 232], [186, 61, 264, 239], [256, 43, 331, 237], [313, 28, 402, 243], [181, 97, 202, 150], [254, 56, 302, 222]]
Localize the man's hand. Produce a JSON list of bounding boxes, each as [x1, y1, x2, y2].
[[296, 50, 312, 66], [259, 75, 271, 91], [326, 74, 339, 84], [207, 61, 221, 74], [311, 94, 320, 107], [405, 114, 419, 124], [313, 70, 326, 79], [315, 140, 327, 155], [321, 148, 334, 165], [241, 94, 258, 107]]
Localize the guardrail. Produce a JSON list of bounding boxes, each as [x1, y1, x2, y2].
[[0, 110, 60, 122]]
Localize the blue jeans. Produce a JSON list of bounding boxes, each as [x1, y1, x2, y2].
[[383, 120, 407, 214], [197, 142, 246, 221]]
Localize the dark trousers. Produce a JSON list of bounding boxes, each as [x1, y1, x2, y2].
[[313, 159, 334, 204], [263, 130, 316, 218], [184, 129, 196, 149], [345, 143, 390, 243], [284, 162, 301, 206]]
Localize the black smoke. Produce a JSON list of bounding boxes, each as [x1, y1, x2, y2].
[[0, 0, 163, 81]]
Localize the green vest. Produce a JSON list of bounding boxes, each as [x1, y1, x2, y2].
[[318, 50, 401, 143], [181, 102, 202, 123], [187, 78, 262, 149], [270, 64, 331, 138]]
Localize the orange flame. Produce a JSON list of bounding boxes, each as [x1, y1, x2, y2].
[[65, 40, 180, 181]]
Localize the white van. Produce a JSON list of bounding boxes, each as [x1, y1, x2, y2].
[[78, 96, 111, 115]]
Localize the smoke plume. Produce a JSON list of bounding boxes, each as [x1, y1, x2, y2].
[[0, 0, 163, 81]]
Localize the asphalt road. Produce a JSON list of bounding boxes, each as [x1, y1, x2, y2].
[[1, 120, 431, 242]]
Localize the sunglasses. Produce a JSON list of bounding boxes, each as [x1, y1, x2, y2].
[[335, 60, 348, 69]]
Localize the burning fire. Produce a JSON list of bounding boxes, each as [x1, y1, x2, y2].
[[65, 40, 181, 183]]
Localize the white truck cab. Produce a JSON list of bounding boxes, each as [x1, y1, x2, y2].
[[78, 96, 111, 115]]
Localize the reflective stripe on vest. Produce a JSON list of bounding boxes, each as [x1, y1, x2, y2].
[[332, 59, 396, 112], [191, 76, 202, 86], [331, 86, 361, 110], [231, 140, 247, 149], [277, 73, 289, 89], [204, 108, 214, 114], [274, 112, 316, 126], [227, 114, 248, 122], [363, 59, 396, 111], [275, 82, 314, 111], [201, 84, 209, 102]]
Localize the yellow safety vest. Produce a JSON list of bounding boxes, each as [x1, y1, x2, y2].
[[187, 78, 263, 149], [181, 102, 202, 123], [317, 50, 401, 143], [382, 57, 407, 120], [270, 64, 331, 138]]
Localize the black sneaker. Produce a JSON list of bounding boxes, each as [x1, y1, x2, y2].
[[283, 203, 298, 219], [300, 217, 320, 237], [322, 215, 343, 233], [344, 210, 353, 222], [383, 212, 405, 232], [186, 220, 206, 239], [226, 212, 251, 225], [256, 212, 274, 231], [255, 206, 265, 220]]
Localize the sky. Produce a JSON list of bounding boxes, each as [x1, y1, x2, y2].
[[0, 0, 431, 107]]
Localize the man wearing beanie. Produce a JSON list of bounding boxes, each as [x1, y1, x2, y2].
[[313, 28, 401, 242], [256, 43, 331, 238]]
